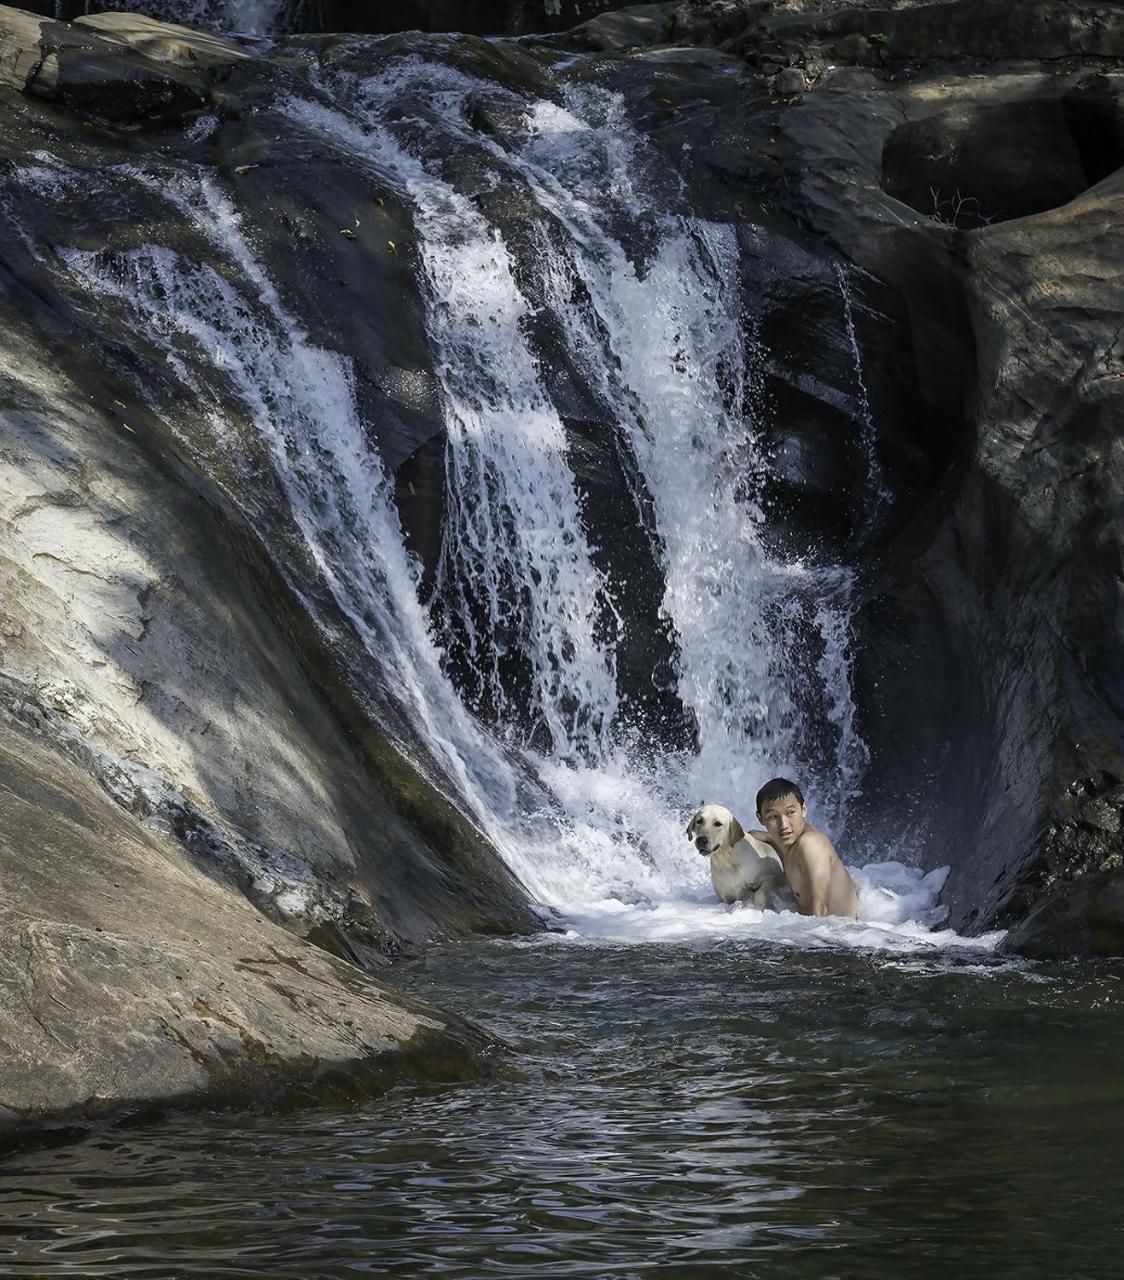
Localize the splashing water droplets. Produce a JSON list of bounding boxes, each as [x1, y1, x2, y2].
[[25, 56, 987, 950]]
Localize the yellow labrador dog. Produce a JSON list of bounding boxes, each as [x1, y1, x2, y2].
[[687, 804, 786, 908]]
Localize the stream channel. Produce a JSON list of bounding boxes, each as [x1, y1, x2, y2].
[[3, 936, 1123, 1278]]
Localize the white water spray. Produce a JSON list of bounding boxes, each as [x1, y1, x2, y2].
[[18, 53, 996, 951]]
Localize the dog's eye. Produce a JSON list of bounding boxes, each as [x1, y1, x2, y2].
[[712, 820, 721, 826]]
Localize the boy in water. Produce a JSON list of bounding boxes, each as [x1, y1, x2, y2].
[[750, 778, 859, 919]]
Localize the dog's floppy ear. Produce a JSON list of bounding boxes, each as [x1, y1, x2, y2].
[[685, 811, 700, 840], [730, 816, 746, 845]]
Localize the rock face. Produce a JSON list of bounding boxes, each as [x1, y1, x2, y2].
[[0, 285, 538, 954], [0, 4, 557, 1139], [0, 5, 211, 118], [1002, 868, 1124, 960], [0, 3, 541, 970], [654, 0, 1124, 948], [0, 0, 1122, 1156], [0, 714, 499, 1143], [8, 0, 643, 36]]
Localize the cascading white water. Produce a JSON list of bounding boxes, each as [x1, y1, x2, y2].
[[490, 91, 825, 809], [18, 48, 995, 950], [305, 65, 866, 826], [59, 177, 528, 850], [274, 60, 950, 937], [286, 85, 620, 764]]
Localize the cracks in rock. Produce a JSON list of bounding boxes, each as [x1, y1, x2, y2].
[[134, 579, 158, 645], [17, 927, 69, 1049], [157, 1015, 213, 1069], [30, 550, 114, 581], [190, 995, 257, 1044], [10, 489, 85, 524]]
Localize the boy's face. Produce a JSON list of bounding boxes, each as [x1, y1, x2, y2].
[[758, 793, 807, 849]]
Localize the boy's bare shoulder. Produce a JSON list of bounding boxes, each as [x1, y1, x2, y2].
[[796, 828, 839, 858]]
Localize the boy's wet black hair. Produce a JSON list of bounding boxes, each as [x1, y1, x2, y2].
[[755, 777, 805, 816]]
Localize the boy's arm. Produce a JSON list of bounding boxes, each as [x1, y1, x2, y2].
[[801, 832, 836, 916], [748, 828, 777, 849]]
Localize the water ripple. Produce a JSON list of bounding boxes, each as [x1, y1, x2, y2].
[[1, 943, 1122, 1278]]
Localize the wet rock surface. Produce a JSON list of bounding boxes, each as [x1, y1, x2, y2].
[[0, 21, 540, 967], [0, 5, 216, 119], [0, 2, 1121, 1158], [561, 0, 1124, 951]]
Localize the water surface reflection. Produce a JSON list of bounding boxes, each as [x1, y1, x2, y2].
[[2, 940, 1122, 1277]]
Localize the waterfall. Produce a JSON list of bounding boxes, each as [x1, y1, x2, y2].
[[14, 45, 952, 940], [58, 176, 526, 844], [835, 261, 891, 529], [279, 60, 872, 889], [285, 84, 620, 764], [295, 64, 866, 820]]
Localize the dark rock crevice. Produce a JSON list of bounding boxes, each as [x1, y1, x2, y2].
[[882, 83, 1124, 228]]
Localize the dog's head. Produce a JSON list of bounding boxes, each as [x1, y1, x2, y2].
[[685, 803, 745, 856]]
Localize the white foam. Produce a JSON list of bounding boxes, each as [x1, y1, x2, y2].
[[536, 861, 1004, 955], [28, 62, 997, 959]]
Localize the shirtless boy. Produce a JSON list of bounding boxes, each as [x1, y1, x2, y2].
[[749, 777, 859, 919]]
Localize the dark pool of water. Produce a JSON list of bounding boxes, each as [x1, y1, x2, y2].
[[2, 938, 1123, 1278]]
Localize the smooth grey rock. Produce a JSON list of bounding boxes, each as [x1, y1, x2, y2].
[[0, 87, 540, 956], [0, 4, 44, 89], [0, 2, 210, 119], [774, 66, 804, 95], [0, 715, 499, 1144], [565, 2, 678, 50], [74, 12, 252, 68]]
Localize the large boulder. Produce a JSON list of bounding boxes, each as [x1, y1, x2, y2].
[[0, 29, 540, 958], [0, 3, 215, 118], [0, 715, 499, 1145]]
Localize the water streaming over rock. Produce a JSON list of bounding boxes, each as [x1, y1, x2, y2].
[[835, 260, 891, 530], [13, 44, 964, 944]]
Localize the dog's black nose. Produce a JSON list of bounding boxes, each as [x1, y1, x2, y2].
[[694, 835, 709, 853]]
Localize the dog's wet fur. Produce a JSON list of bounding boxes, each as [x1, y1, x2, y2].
[[687, 803, 786, 908]]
